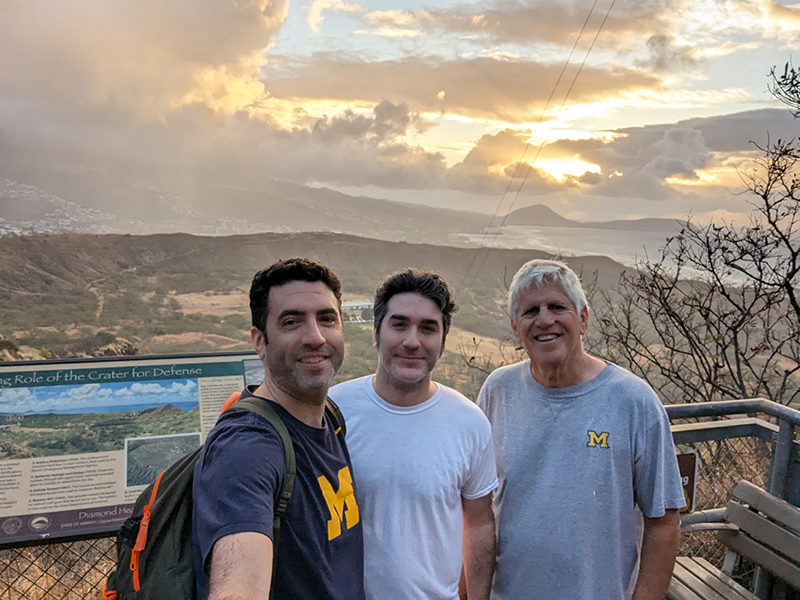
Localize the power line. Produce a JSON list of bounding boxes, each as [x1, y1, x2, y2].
[[457, 0, 600, 302], [458, 0, 617, 301]]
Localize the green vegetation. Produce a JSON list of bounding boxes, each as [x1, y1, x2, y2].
[[0, 287, 97, 331], [0, 405, 199, 458], [334, 323, 377, 384]]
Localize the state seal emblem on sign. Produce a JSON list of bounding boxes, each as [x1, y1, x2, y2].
[[28, 515, 52, 532], [1, 517, 23, 535]]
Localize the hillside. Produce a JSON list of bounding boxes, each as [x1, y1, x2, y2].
[[0, 230, 627, 301], [0, 231, 628, 368], [0, 143, 486, 242], [505, 204, 683, 233]]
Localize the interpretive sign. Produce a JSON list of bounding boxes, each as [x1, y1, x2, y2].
[[0, 353, 261, 546], [677, 451, 698, 513]]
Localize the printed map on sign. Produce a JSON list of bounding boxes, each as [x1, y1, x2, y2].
[[0, 353, 257, 545]]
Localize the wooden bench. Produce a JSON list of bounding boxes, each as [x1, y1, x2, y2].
[[668, 480, 800, 599]]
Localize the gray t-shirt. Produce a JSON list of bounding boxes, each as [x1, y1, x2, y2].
[[477, 361, 685, 600]]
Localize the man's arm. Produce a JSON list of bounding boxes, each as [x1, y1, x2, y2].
[[207, 532, 273, 600], [631, 509, 680, 600], [461, 493, 496, 600]]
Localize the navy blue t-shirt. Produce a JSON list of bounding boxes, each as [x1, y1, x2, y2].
[[192, 388, 365, 600]]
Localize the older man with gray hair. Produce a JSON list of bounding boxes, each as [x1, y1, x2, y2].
[[477, 259, 685, 600]]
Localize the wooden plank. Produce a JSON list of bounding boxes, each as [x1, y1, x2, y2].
[[687, 557, 759, 600], [671, 562, 733, 600], [667, 575, 703, 600], [726, 502, 800, 563], [719, 530, 800, 590], [732, 481, 800, 532]]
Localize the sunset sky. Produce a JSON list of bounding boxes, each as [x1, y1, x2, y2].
[[1, 0, 798, 222]]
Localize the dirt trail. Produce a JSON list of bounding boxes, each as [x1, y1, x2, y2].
[[89, 287, 104, 321]]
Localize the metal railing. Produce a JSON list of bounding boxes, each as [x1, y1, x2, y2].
[[0, 398, 797, 599], [0, 537, 114, 599], [666, 399, 800, 595]]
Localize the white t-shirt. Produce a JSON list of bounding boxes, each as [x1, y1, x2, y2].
[[329, 375, 498, 600]]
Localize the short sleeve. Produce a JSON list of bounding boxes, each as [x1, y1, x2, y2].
[[633, 404, 686, 517], [462, 420, 499, 500], [476, 376, 491, 414], [193, 411, 286, 572]]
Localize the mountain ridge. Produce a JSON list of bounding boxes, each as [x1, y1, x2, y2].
[[504, 204, 684, 233]]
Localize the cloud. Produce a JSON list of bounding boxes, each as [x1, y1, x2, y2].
[[666, 0, 800, 47], [643, 129, 712, 180], [638, 35, 699, 71], [444, 129, 562, 194], [67, 384, 103, 399], [536, 108, 796, 202], [188, 99, 449, 189], [0, 388, 36, 407], [262, 54, 662, 123], [169, 381, 198, 396], [308, 0, 363, 32], [116, 383, 169, 396], [0, 0, 794, 219], [360, 0, 664, 47], [0, 0, 289, 122], [311, 99, 431, 144]]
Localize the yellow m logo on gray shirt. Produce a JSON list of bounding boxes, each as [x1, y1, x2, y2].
[[587, 430, 609, 448]]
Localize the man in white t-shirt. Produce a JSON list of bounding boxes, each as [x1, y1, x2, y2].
[[329, 269, 498, 600]]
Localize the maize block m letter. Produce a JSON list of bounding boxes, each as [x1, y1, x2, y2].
[[587, 430, 609, 448], [317, 467, 360, 540]]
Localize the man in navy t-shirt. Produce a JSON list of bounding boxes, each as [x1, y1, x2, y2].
[[192, 258, 365, 600]]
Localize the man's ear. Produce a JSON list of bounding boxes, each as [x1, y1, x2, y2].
[[580, 306, 589, 336], [510, 316, 520, 343], [251, 327, 267, 361]]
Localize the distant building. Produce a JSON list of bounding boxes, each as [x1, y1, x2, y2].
[[342, 299, 374, 311]]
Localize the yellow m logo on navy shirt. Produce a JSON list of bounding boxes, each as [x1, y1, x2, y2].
[[317, 467, 360, 540], [587, 430, 610, 448]]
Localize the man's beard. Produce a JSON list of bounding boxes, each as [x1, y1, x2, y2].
[[266, 347, 343, 400]]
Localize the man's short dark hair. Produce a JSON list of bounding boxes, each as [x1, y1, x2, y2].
[[373, 268, 456, 345], [250, 258, 342, 338]]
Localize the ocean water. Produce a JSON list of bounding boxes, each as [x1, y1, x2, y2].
[[451, 225, 677, 267]]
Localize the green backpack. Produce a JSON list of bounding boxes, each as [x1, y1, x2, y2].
[[103, 395, 346, 600]]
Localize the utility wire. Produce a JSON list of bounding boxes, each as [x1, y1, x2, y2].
[[458, 0, 617, 302], [457, 0, 600, 303]]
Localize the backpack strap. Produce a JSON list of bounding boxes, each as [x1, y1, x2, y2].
[[225, 393, 348, 598], [324, 396, 346, 439], [227, 396, 296, 596]]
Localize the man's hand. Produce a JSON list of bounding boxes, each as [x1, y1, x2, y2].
[[462, 494, 496, 600], [632, 509, 681, 600], [208, 532, 273, 600]]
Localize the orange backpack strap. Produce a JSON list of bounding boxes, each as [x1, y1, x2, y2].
[[220, 391, 242, 414]]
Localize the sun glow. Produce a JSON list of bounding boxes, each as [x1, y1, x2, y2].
[[536, 159, 601, 181], [665, 166, 733, 186]]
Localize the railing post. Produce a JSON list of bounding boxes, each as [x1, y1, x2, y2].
[[756, 419, 795, 598], [768, 419, 794, 499]]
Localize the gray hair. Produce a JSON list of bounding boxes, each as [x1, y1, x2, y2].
[[508, 259, 588, 319]]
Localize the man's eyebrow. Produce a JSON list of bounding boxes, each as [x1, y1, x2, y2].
[[317, 307, 339, 316], [277, 309, 304, 320], [388, 314, 440, 326]]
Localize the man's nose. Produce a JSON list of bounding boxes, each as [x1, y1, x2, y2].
[[302, 321, 326, 346], [535, 308, 555, 327], [403, 328, 421, 349]]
